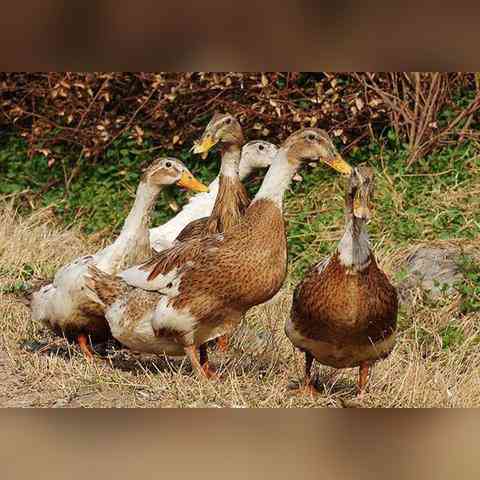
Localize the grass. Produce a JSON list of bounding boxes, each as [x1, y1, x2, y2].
[[0, 134, 220, 234], [1, 129, 480, 407]]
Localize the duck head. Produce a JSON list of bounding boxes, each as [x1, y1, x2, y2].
[[282, 128, 352, 174], [347, 164, 375, 222], [193, 113, 245, 158], [143, 157, 209, 192], [239, 140, 278, 177]]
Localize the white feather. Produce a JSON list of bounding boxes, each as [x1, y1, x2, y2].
[[152, 297, 197, 345], [118, 265, 185, 292], [252, 149, 296, 210], [106, 296, 186, 356], [150, 178, 220, 250]]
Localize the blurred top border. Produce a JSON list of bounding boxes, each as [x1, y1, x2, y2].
[[1, 1, 480, 70]]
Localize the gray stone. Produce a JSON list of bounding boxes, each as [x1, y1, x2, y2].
[[399, 247, 464, 300]]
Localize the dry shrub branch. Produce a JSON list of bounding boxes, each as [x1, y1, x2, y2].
[[1, 72, 479, 168]]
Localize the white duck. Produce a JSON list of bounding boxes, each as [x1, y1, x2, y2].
[[149, 140, 278, 252], [30, 158, 208, 357]]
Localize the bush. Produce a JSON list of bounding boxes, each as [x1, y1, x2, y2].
[[2, 72, 479, 169]]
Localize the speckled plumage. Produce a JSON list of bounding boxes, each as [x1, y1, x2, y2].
[[88, 198, 287, 351], [286, 165, 398, 389], [289, 252, 398, 368], [175, 174, 250, 243], [164, 199, 287, 332]]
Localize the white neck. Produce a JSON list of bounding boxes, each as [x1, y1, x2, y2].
[[120, 181, 160, 236], [238, 161, 253, 181], [96, 181, 160, 272], [220, 145, 241, 178], [252, 149, 296, 210], [337, 217, 371, 272]]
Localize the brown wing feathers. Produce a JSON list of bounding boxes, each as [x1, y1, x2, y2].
[[85, 265, 129, 308], [175, 217, 208, 243], [146, 172, 251, 282]]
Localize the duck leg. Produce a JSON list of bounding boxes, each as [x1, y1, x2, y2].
[[290, 351, 318, 396], [200, 344, 218, 378], [185, 345, 217, 380], [77, 333, 94, 360], [199, 343, 208, 366], [302, 351, 319, 395], [216, 335, 229, 353], [358, 361, 369, 394]]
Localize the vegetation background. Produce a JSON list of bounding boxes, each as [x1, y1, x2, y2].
[[0, 72, 479, 407]]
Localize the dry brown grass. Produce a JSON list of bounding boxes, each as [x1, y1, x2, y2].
[[1, 205, 479, 408]]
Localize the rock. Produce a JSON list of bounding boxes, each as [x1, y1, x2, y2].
[[398, 247, 464, 301]]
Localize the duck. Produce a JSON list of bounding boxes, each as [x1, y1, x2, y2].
[[286, 164, 398, 395], [30, 158, 208, 358], [151, 113, 276, 353], [149, 139, 278, 252], [86, 128, 352, 378]]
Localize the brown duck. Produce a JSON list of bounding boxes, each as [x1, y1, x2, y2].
[[86, 128, 352, 378], [178, 113, 250, 353], [171, 114, 277, 353], [286, 165, 398, 395]]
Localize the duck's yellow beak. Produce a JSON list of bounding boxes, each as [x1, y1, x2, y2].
[[176, 171, 209, 193], [330, 154, 353, 175], [192, 135, 217, 159], [353, 195, 373, 222]]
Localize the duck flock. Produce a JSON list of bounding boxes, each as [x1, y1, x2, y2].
[[30, 113, 398, 396]]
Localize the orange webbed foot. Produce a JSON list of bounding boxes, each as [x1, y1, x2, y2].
[[201, 362, 218, 380], [357, 362, 369, 396], [216, 335, 229, 353], [287, 379, 319, 398], [185, 345, 218, 381], [77, 333, 94, 360]]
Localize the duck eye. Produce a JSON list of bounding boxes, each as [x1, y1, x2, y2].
[[258, 144, 264, 151], [308, 134, 315, 141], [225, 118, 232, 125], [165, 161, 172, 168]]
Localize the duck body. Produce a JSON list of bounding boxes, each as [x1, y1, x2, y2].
[[148, 122, 277, 353], [287, 251, 397, 369], [31, 159, 207, 351], [30, 182, 156, 344], [32, 255, 111, 343], [91, 197, 287, 355], [32, 222, 155, 343]]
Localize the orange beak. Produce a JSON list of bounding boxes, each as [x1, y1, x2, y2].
[[192, 135, 217, 160], [176, 171, 209, 193], [329, 154, 353, 175]]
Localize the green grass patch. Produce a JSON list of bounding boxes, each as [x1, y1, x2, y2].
[[1, 128, 479, 281], [454, 255, 480, 315]]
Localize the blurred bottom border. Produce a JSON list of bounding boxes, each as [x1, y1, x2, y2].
[[1, 410, 479, 480]]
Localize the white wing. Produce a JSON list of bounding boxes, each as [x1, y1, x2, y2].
[[149, 177, 219, 251], [118, 264, 186, 293]]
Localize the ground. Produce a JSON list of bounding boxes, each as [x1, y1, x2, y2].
[[1, 202, 479, 408]]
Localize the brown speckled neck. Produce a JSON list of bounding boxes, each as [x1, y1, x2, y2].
[[206, 142, 249, 235]]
